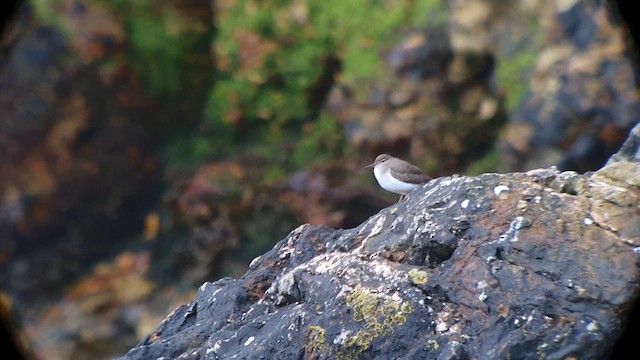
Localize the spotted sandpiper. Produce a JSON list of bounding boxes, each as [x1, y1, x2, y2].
[[364, 154, 432, 201]]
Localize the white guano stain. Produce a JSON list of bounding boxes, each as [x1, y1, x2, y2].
[[586, 321, 598, 332], [477, 281, 488, 302], [461, 199, 470, 208], [243, 336, 255, 346], [498, 216, 531, 242], [494, 185, 510, 196]]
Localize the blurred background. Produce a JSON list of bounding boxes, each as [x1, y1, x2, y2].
[[0, 0, 638, 358]]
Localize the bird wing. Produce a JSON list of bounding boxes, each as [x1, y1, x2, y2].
[[390, 161, 432, 184]]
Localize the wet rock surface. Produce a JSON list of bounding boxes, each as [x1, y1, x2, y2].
[[121, 126, 640, 359]]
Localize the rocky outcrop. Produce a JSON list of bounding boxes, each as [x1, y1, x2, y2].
[[4, 1, 640, 359], [497, 0, 640, 172], [120, 125, 640, 359], [327, 0, 639, 175]]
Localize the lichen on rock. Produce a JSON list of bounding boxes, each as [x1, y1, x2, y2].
[[120, 124, 640, 359]]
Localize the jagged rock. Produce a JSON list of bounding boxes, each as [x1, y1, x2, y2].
[[120, 125, 640, 359]]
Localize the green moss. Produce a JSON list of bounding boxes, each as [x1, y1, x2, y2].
[[327, 0, 446, 85], [122, 2, 189, 101], [143, 0, 448, 171], [200, 0, 447, 161], [495, 50, 537, 112], [494, 17, 544, 113], [93, 0, 213, 116], [31, 0, 62, 27], [291, 113, 346, 168]]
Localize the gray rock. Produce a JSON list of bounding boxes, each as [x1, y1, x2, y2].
[[120, 124, 640, 359]]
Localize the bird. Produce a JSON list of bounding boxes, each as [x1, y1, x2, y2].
[[364, 154, 432, 201]]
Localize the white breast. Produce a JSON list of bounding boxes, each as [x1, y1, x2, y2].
[[373, 166, 422, 195]]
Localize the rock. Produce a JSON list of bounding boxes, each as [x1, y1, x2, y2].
[[326, 26, 506, 176], [280, 165, 390, 228], [497, 0, 640, 172], [120, 125, 640, 359], [0, 292, 34, 360], [326, 0, 638, 176], [0, 2, 157, 302], [23, 253, 160, 359], [607, 123, 640, 164]]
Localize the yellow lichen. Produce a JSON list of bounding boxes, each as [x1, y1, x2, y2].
[[380, 301, 399, 317], [362, 303, 377, 319], [346, 292, 355, 306], [339, 285, 415, 357], [344, 336, 357, 347], [426, 339, 439, 350], [367, 322, 383, 337], [408, 268, 429, 285], [381, 323, 394, 336], [307, 326, 330, 353], [392, 314, 407, 325], [400, 301, 414, 314], [355, 330, 373, 347]]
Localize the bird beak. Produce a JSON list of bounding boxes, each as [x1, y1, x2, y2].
[[363, 161, 378, 169]]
